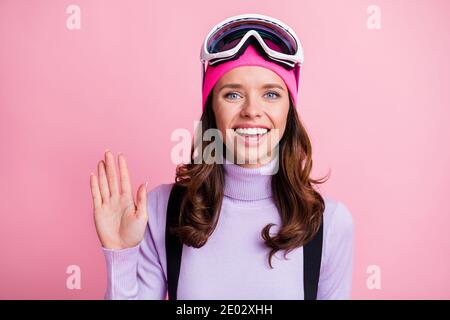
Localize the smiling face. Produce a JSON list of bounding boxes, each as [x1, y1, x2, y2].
[[212, 66, 290, 168]]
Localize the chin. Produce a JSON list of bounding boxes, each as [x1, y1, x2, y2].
[[232, 147, 273, 165]]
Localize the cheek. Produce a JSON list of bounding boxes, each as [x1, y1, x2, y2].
[[213, 103, 236, 129], [269, 106, 289, 139], [213, 109, 233, 139], [216, 118, 229, 138], [272, 107, 289, 129]]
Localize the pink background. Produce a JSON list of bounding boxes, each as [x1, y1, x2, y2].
[[1, 0, 449, 299]]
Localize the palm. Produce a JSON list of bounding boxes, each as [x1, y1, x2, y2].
[[90, 150, 148, 250]]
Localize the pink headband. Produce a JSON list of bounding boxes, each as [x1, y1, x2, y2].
[[201, 43, 300, 111]]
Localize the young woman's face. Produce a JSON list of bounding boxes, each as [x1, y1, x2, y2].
[[212, 66, 290, 168]]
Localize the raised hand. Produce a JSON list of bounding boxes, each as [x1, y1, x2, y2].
[[90, 150, 148, 250]]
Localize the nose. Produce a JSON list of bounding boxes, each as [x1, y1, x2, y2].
[[240, 94, 263, 119]]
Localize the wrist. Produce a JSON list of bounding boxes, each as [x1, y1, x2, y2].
[[101, 239, 141, 251], [100, 239, 127, 250]]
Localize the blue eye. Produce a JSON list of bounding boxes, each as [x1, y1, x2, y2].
[[225, 92, 241, 100], [265, 91, 280, 99]]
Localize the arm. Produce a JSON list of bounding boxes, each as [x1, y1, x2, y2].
[[317, 201, 355, 300], [101, 185, 168, 300]]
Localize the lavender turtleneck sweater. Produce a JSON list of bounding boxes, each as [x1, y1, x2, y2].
[[101, 158, 354, 300]]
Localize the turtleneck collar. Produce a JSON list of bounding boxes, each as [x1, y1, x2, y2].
[[222, 156, 279, 201]]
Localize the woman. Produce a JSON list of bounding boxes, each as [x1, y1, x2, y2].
[[90, 13, 354, 300]]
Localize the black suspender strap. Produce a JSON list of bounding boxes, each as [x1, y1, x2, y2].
[[303, 219, 324, 300], [165, 184, 185, 301], [165, 183, 324, 300]]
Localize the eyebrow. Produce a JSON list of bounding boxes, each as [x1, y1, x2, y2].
[[218, 83, 286, 91]]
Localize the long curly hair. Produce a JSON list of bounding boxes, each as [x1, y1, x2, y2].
[[171, 92, 329, 268]]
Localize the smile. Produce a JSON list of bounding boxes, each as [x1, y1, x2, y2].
[[233, 127, 271, 137]]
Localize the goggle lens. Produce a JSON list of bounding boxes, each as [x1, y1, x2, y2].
[[207, 23, 297, 56]]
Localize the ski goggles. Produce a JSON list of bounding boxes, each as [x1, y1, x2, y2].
[[200, 13, 304, 83]]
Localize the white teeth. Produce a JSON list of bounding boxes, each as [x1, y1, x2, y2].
[[234, 127, 269, 136]]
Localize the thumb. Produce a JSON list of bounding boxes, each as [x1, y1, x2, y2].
[[136, 181, 148, 219]]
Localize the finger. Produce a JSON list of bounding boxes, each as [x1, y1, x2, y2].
[[136, 181, 148, 219], [104, 150, 120, 197], [118, 153, 133, 198], [98, 160, 110, 203], [90, 172, 102, 210]]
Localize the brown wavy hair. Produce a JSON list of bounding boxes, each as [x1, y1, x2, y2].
[[171, 92, 330, 268]]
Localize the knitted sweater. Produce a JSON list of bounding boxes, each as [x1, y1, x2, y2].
[[102, 157, 354, 299]]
